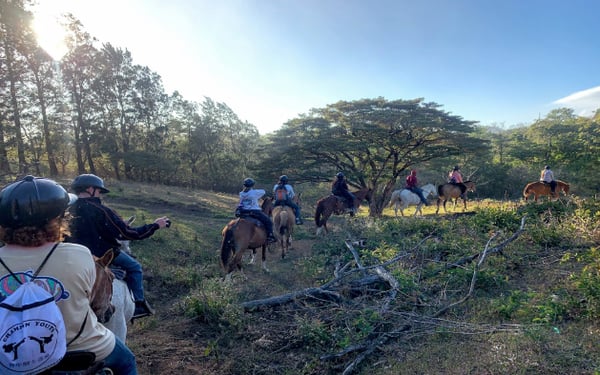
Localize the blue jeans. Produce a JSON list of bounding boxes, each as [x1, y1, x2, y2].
[[103, 337, 138, 374], [112, 251, 144, 301]]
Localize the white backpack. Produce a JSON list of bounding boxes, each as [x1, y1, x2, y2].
[[0, 243, 67, 375]]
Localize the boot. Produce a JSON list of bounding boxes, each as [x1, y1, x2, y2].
[[133, 299, 155, 319], [295, 216, 303, 225]]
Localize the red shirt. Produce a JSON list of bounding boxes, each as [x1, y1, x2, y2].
[[405, 174, 418, 189]]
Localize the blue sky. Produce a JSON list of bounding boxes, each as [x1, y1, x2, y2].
[[32, 0, 600, 134]]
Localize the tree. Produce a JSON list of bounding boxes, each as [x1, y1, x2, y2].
[[261, 98, 488, 216]]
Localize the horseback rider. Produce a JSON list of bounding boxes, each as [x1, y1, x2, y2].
[[331, 172, 356, 214], [448, 165, 467, 199], [237, 178, 277, 243], [0, 176, 137, 374], [272, 175, 303, 225], [540, 165, 557, 195], [67, 173, 170, 320], [405, 169, 429, 206]]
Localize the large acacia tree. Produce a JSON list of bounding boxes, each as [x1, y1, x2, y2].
[[260, 97, 488, 216]]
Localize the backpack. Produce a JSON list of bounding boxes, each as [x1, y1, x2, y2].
[[275, 185, 288, 201], [0, 243, 67, 375]]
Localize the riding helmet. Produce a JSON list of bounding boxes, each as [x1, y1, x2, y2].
[[0, 175, 77, 227], [243, 178, 255, 187], [71, 174, 110, 194], [279, 175, 288, 183], [336, 172, 344, 179], [453, 166, 460, 171], [545, 165, 550, 170]]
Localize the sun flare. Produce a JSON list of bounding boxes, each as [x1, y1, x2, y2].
[[31, 10, 68, 60]]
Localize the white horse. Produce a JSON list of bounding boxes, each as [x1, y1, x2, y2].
[[104, 277, 135, 342], [388, 183, 437, 217]]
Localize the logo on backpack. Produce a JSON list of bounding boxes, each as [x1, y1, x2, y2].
[[275, 185, 288, 201], [0, 244, 67, 374]]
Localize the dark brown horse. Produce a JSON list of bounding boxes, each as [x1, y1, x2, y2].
[[314, 187, 373, 235], [523, 180, 570, 201], [91, 250, 116, 324], [220, 198, 272, 279], [435, 180, 476, 214]]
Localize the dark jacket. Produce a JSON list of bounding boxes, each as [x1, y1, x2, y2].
[[66, 197, 159, 257], [331, 179, 349, 195]]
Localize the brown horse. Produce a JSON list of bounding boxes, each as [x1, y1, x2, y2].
[[523, 180, 570, 201], [272, 205, 294, 259], [314, 187, 373, 235], [435, 180, 476, 214], [91, 250, 116, 324], [220, 198, 273, 279]]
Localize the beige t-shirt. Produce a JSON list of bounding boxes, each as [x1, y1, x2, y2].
[[0, 242, 115, 361]]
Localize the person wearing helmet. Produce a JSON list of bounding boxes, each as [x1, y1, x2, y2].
[[272, 175, 303, 225], [405, 169, 429, 206], [540, 165, 557, 195], [331, 172, 357, 214], [237, 178, 276, 243], [0, 176, 137, 374], [67, 174, 171, 320]]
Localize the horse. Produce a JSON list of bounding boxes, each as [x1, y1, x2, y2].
[[272, 205, 294, 259], [104, 277, 134, 342], [388, 183, 437, 217], [435, 180, 476, 214], [92, 250, 135, 343], [220, 197, 273, 280], [91, 250, 116, 324], [314, 187, 373, 235], [523, 180, 570, 202]]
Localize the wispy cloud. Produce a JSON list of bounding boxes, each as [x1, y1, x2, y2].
[[553, 86, 600, 117]]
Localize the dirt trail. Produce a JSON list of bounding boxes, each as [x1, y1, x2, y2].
[[128, 236, 316, 374]]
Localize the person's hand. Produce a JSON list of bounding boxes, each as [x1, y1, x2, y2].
[[155, 216, 171, 228]]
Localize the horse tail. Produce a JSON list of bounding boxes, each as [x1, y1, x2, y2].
[[437, 184, 444, 198], [523, 184, 531, 199], [388, 191, 400, 207], [220, 226, 235, 270], [279, 210, 289, 234], [315, 201, 324, 227]]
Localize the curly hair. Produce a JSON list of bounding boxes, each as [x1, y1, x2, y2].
[[0, 217, 70, 247]]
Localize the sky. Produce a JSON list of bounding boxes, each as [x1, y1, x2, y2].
[[30, 0, 600, 134]]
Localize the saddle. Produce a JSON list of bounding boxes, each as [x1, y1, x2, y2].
[[235, 212, 265, 229], [40, 351, 110, 375]]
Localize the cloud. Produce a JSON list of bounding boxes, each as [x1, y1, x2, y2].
[[553, 86, 600, 117]]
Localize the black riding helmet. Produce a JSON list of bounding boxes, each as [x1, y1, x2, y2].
[[336, 172, 344, 179], [279, 175, 288, 183], [71, 174, 110, 194], [0, 175, 77, 227], [243, 178, 255, 187]]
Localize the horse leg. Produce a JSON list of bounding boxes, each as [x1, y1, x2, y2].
[[414, 203, 422, 216], [261, 245, 269, 272]]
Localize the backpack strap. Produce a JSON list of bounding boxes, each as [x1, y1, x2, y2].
[[0, 243, 59, 284]]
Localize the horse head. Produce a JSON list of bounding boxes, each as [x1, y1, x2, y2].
[[91, 250, 116, 323]]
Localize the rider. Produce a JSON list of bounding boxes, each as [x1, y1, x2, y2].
[[405, 169, 429, 206], [331, 172, 356, 214], [67, 173, 171, 320], [237, 178, 277, 243], [448, 165, 467, 199], [0, 176, 137, 374], [540, 165, 557, 195], [272, 175, 303, 225]]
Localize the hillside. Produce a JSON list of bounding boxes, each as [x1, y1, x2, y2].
[[101, 181, 599, 375]]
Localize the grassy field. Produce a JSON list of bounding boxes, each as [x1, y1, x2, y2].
[[100, 181, 600, 375]]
